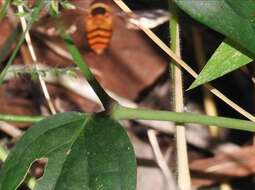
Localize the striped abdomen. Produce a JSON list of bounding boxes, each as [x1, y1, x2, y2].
[[85, 1, 113, 54]]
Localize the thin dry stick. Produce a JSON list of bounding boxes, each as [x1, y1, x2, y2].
[[0, 122, 22, 138], [192, 27, 219, 138], [18, 5, 56, 114], [43, 39, 73, 60], [170, 3, 191, 189], [147, 130, 177, 190], [113, 0, 255, 122]]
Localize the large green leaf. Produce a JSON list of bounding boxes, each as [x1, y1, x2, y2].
[[0, 112, 136, 190], [176, 0, 255, 55], [189, 40, 252, 89]]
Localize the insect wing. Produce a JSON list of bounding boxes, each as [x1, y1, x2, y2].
[[124, 9, 170, 30]]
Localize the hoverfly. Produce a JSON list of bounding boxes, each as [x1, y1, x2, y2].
[[84, 0, 114, 55], [82, 0, 170, 54]]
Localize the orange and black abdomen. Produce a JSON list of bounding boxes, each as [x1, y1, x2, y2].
[[84, 0, 113, 54]]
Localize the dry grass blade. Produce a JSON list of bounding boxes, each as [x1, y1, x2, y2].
[[147, 130, 177, 190], [18, 5, 56, 114], [0, 122, 22, 138]]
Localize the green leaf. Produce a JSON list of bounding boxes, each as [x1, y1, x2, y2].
[[0, 112, 136, 190], [189, 40, 253, 89], [176, 0, 255, 55]]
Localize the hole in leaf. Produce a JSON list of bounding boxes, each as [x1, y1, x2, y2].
[[17, 158, 48, 190], [28, 158, 48, 179]]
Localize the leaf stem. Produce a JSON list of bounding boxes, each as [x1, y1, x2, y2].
[[111, 105, 255, 132], [0, 27, 20, 64], [59, 29, 116, 110], [0, 114, 43, 123], [0, 107, 255, 132], [0, 0, 11, 21]]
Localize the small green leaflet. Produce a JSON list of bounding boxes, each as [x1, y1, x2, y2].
[[189, 41, 252, 89]]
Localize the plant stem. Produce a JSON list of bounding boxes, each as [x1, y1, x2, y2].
[[0, 0, 11, 21], [0, 27, 20, 64], [0, 114, 43, 123], [0, 107, 254, 132], [169, 2, 191, 189], [60, 30, 116, 110], [111, 105, 255, 132], [0, 106, 254, 132]]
